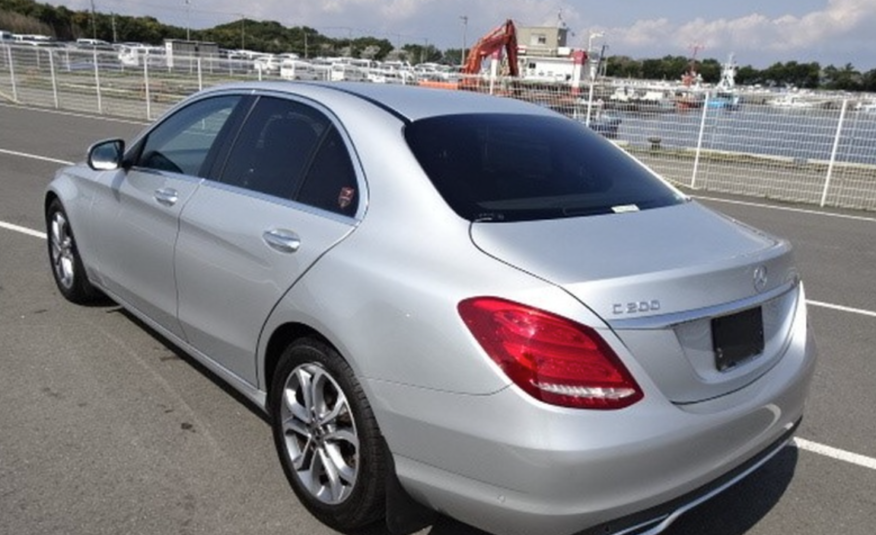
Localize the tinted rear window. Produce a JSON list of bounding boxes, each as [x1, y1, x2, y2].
[[405, 114, 686, 222]]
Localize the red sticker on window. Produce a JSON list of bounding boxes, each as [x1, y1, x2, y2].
[[338, 187, 355, 209]]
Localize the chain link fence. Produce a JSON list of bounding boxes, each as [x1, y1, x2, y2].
[[598, 95, 876, 211], [3, 44, 875, 212]]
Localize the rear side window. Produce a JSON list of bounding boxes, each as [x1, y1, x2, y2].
[[405, 114, 685, 222], [297, 126, 359, 216], [218, 96, 359, 215], [219, 97, 327, 199]]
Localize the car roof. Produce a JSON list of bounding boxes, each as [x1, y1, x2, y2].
[[200, 81, 558, 123]]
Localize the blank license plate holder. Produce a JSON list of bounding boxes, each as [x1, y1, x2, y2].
[[712, 307, 764, 372]]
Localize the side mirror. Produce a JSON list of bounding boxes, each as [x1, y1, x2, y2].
[[87, 138, 125, 171]]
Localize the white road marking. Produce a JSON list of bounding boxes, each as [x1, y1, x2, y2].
[[808, 300, 876, 318], [0, 101, 150, 126], [792, 438, 876, 471], [0, 148, 73, 166], [696, 195, 876, 223], [0, 221, 47, 240]]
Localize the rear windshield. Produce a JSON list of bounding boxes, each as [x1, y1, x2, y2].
[[405, 113, 686, 222]]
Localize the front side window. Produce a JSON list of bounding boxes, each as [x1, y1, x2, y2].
[[135, 95, 240, 176], [405, 113, 686, 222]]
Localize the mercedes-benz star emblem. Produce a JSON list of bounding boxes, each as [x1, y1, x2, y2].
[[753, 266, 768, 293]]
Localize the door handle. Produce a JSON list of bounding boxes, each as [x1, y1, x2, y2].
[[154, 187, 179, 207], [263, 229, 301, 253]]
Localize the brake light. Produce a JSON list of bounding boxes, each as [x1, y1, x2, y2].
[[458, 297, 643, 409]]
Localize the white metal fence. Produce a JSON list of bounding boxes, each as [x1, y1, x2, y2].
[[3, 44, 875, 212]]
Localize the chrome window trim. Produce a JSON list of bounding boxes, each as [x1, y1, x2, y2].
[[199, 179, 360, 226]]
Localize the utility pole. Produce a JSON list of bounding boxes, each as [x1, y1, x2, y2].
[[587, 31, 604, 55], [460, 15, 468, 67], [89, 0, 97, 40], [185, 0, 191, 41], [585, 31, 605, 127]]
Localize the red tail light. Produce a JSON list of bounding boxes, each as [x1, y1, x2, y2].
[[458, 297, 643, 409]]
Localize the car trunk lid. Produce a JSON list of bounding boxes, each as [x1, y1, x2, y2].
[[469, 201, 800, 403]]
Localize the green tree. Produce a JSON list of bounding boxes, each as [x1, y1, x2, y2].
[[444, 47, 463, 66], [641, 58, 663, 79], [735, 65, 761, 86], [698, 58, 721, 84], [762, 62, 788, 87], [822, 63, 862, 91], [0, 9, 53, 35], [653, 55, 690, 81], [605, 55, 642, 78], [402, 43, 441, 64], [861, 69, 876, 92], [350, 36, 393, 59]]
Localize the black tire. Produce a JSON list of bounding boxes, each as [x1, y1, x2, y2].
[[46, 198, 100, 304], [270, 337, 387, 531]]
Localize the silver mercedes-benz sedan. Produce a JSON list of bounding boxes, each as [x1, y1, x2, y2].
[[45, 81, 816, 535]]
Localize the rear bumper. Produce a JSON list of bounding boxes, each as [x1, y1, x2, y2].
[[370, 320, 816, 535], [578, 420, 797, 535], [393, 419, 798, 535]]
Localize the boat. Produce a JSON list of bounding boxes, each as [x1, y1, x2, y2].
[[586, 112, 621, 139], [605, 86, 636, 110], [542, 99, 622, 139], [675, 89, 705, 110], [708, 91, 741, 110], [768, 94, 820, 109], [855, 100, 876, 114], [706, 54, 742, 110], [637, 89, 676, 113], [605, 86, 675, 113]]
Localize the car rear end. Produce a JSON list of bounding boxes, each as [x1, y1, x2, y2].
[[385, 215, 815, 535], [386, 106, 816, 535], [386, 314, 813, 535]]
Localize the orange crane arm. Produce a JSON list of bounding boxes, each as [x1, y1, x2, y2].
[[461, 19, 519, 76]]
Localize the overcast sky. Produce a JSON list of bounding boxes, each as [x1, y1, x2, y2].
[[43, 0, 876, 69]]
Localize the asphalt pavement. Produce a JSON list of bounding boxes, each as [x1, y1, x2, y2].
[[1, 102, 874, 535]]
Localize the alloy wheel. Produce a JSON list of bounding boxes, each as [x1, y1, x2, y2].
[[49, 210, 76, 290], [280, 362, 360, 505]]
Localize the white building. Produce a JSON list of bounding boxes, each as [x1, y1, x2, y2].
[[516, 26, 591, 87]]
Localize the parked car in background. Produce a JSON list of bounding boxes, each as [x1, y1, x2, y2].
[[279, 59, 326, 81], [45, 81, 816, 535], [254, 53, 280, 74], [75, 37, 114, 50]]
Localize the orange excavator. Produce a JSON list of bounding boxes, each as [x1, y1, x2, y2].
[[420, 19, 519, 90], [461, 19, 519, 77]]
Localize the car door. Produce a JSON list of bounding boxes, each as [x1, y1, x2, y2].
[[91, 94, 244, 338], [175, 95, 363, 384]]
